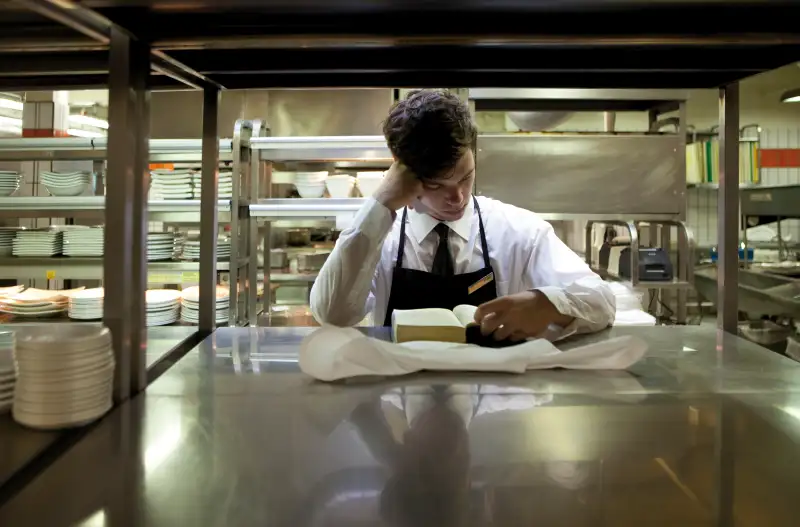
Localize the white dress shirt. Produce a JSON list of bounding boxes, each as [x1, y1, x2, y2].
[[310, 196, 616, 336]]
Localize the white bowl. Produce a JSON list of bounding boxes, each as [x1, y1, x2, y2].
[[44, 183, 87, 197], [325, 175, 355, 198], [294, 171, 328, 182], [0, 186, 19, 197], [295, 183, 326, 198], [356, 178, 382, 197], [356, 171, 385, 179]]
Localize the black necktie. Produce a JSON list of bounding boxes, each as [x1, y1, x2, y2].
[[431, 223, 454, 277]]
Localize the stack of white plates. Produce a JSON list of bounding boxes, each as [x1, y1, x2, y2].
[[147, 232, 177, 261], [0, 227, 23, 256], [146, 289, 181, 326], [150, 169, 194, 200], [0, 284, 24, 298], [180, 285, 229, 325], [192, 171, 233, 199], [0, 170, 22, 197], [180, 237, 231, 261], [0, 331, 15, 414], [63, 226, 104, 257], [68, 288, 104, 320], [294, 171, 328, 198], [356, 171, 385, 197], [13, 326, 113, 429], [12, 228, 64, 256], [0, 288, 83, 318], [41, 170, 90, 197]]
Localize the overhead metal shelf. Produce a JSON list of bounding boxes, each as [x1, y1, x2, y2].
[[0, 258, 229, 281], [252, 136, 391, 162], [0, 138, 234, 162], [0, 197, 231, 221]]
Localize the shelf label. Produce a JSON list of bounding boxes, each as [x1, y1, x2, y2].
[[46, 270, 56, 280], [181, 272, 200, 283]]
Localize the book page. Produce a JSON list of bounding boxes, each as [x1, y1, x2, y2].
[[452, 304, 478, 327], [393, 308, 462, 328], [392, 308, 465, 343]]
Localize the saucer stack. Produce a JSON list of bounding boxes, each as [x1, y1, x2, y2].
[[146, 289, 181, 326], [12, 326, 113, 429], [150, 169, 194, 200], [180, 285, 229, 325], [192, 170, 233, 199], [0, 332, 15, 414], [63, 226, 104, 257], [68, 288, 104, 320], [180, 237, 231, 261], [12, 228, 64, 256], [0, 170, 22, 197], [147, 232, 177, 261], [0, 227, 23, 256], [41, 170, 90, 197], [0, 288, 82, 318]]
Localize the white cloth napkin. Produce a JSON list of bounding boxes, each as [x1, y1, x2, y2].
[[299, 326, 647, 381]]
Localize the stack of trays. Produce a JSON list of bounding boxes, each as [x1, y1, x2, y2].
[[147, 232, 177, 261], [180, 237, 230, 261], [0, 170, 22, 197], [0, 227, 23, 256], [12, 228, 64, 257], [41, 170, 90, 197], [150, 169, 194, 200], [0, 288, 83, 318], [146, 289, 181, 326], [63, 226, 104, 257], [13, 326, 114, 429], [192, 170, 233, 199], [68, 288, 104, 320], [0, 331, 15, 414], [180, 285, 229, 325]]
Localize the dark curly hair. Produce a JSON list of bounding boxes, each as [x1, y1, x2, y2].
[[382, 90, 477, 181]]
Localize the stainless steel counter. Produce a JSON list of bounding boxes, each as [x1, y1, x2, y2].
[[2, 326, 800, 526]]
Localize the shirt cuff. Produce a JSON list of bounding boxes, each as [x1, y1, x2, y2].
[[534, 286, 581, 341], [351, 198, 395, 241]]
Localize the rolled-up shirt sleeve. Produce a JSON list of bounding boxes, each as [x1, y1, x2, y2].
[[310, 198, 395, 326], [525, 220, 616, 338]]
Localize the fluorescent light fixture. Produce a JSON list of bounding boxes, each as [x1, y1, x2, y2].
[[0, 98, 23, 111], [780, 88, 800, 103], [68, 114, 109, 129], [67, 128, 105, 138]]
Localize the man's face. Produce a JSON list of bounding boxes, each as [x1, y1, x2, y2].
[[414, 149, 475, 222]]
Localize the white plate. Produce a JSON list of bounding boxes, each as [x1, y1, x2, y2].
[[13, 400, 112, 430], [15, 325, 110, 352]]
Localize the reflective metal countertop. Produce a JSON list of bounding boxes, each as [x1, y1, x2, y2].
[[2, 326, 800, 526]]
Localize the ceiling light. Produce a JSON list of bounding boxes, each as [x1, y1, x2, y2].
[[67, 128, 105, 138], [68, 114, 109, 129], [0, 98, 23, 111], [780, 88, 800, 103]]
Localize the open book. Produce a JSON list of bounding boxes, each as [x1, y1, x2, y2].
[[392, 305, 479, 344]]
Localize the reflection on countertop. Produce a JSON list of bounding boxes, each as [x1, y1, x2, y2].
[[2, 326, 800, 526]]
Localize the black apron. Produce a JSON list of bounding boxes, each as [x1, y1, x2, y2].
[[383, 196, 498, 327]]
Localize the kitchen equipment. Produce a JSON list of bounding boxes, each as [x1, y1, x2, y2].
[[286, 229, 311, 247], [297, 251, 330, 271], [618, 247, 673, 282], [270, 249, 288, 269]]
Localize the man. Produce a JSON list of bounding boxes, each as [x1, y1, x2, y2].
[[311, 89, 615, 341]]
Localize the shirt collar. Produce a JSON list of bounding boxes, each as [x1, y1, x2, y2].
[[407, 197, 474, 243]]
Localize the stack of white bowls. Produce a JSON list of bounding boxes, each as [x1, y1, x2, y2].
[[325, 174, 356, 198], [0, 331, 15, 414], [68, 288, 104, 320], [294, 171, 328, 198], [146, 289, 181, 326], [356, 171, 384, 197], [41, 170, 90, 197], [0, 170, 22, 197], [179, 285, 229, 325], [13, 326, 113, 429]]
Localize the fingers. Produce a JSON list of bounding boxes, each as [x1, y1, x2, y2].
[[493, 321, 515, 341], [474, 297, 510, 324], [479, 312, 503, 336]]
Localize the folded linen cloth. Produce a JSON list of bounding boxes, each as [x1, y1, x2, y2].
[[299, 326, 647, 381]]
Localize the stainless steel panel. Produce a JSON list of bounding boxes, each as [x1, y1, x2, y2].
[[3, 327, 800, 526], [251, 135, 391, 162], [741, 184, 800, 218], [199, 88, 220, 334], [266, 89, 392, 137], [469, 88, 689, 102], [476, 134, 685, 214]]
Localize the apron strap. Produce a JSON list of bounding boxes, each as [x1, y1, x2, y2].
[[395, 206, 409, 268], [473, 196, 491, 268]]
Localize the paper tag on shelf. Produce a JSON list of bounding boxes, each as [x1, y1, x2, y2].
[[45, 270, 56, 280]]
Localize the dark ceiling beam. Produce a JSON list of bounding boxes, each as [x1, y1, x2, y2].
[[12, 0, 222, 90]]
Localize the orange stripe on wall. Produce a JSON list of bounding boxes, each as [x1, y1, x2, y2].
[[760, 148, 800, 168], [22, 129, 70, 138]]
